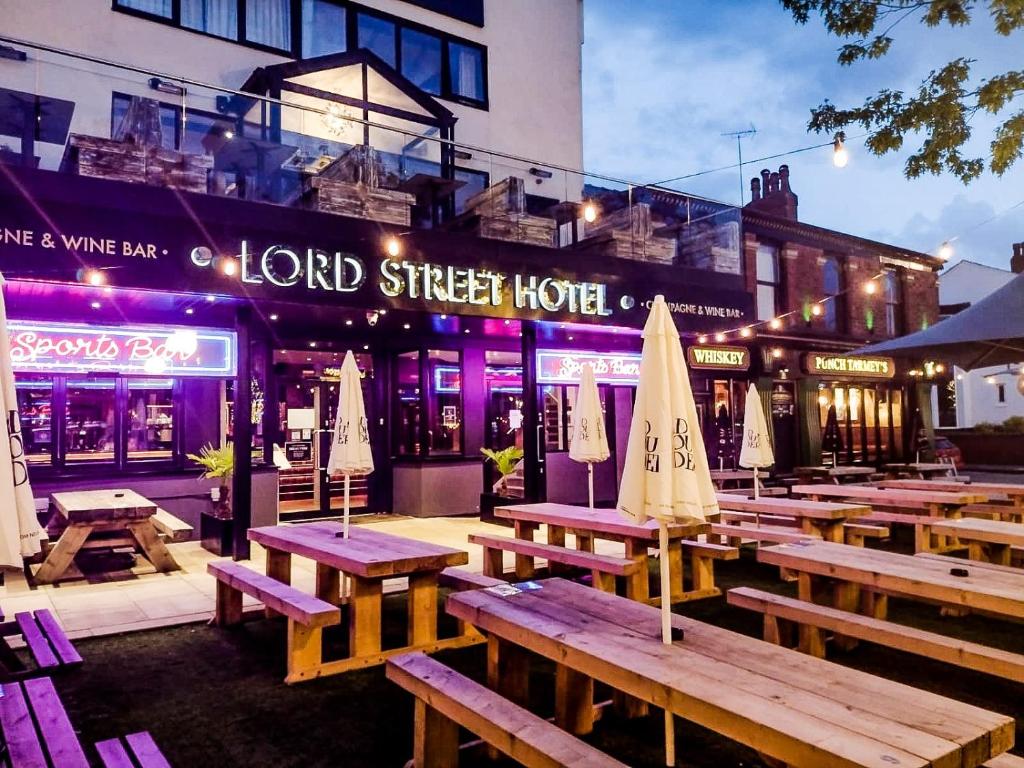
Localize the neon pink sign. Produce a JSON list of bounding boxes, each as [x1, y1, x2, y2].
[[8, 321, 236, 377], [536, 350, 642, 386]]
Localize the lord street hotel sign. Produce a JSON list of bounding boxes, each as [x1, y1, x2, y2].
[[803, 353, 896, 379], [0, 168, 753, 330]]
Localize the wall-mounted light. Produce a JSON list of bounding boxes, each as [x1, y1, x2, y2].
[[453, 150, 473, 161], [148, 77, 186, 97], [771, 348, 783, 359], [0, 45, 27, 62], [863, 280, 878, 295], [528, 167, 553, 179], [582, 202, 598, 223], [385, 236, 402, 258]]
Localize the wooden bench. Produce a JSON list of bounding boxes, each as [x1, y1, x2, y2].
[[151, 508, 193, 543], [842, 523, 889, 547], [710, 522, 815, 546], [207, 561, 340, 684], [438, 567, 507, 592], [96, 731, 171, 768], [0, 609, 83, 678], [0, 676, 90, 767], [983, 754, 1024, 767], [727, 587, 1024, 682], [468, 533, 640, 594], [853, 511, 949, 552], [386, 652, 627, 768]]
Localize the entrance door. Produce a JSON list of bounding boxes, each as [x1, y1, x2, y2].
[[316, 376, 375, 518], [769, 381, 797, 473]]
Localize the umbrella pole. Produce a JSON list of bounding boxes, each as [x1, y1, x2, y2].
[[659, 521, 676, 766], [588, 464, 595, 509], [343, 474, 351, 538], [752, 466, 759, 501]]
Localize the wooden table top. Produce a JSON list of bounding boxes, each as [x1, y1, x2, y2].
[[758, 540, 1024, 619], [710, 469, 754, 481], [447, 578, 1013, 768], [797, 465, 876, 477], [494, 503, 708, 541], [791, 484, 988, 506], [880, 479, 1024, 499], [886, 463, 956, 475], [50, 489, 157, 524], [716, 493, 869, 521], [929, 517, 1024, 547], [248, 522, 468, 579]]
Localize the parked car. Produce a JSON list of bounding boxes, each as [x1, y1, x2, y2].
[[933, 436, 963, 469]]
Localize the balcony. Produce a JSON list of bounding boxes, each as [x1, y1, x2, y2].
[[0, 36, 744, 279]]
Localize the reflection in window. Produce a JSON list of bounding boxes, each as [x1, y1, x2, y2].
[[65, 381, 116, 463], [822, 254, 844, 332], [127, 380, 175, 461], [246, 0, 291, 50], [448, 41, 485, 101], [358, 13, 397, 67], [427, 350, 461, 455], [394, 351, 420, 456], [15, 378, 53, 465], [884, 271, 903, 336], [181, 0, 238, 40], [116, 0, 172, 17], [755, 243, 779, 322], [401, 28, 442, 95], [302, 0, 346, 58]]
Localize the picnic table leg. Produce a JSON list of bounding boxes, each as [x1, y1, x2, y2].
[[213, 581, 243, 626], [349, 576, 383, 659], [286, 620, 323, 683], [33, 524, 92, 584], [575, 533, 594, 553], [125, 521, 180, 573], [407, 573, 438, 646], [555, 664, 595, 736], [668, 540, 686, 601], [831, 581, 860, 651], [413, 698, 459, 768], [264, 549, 292, 619], [970, 541, 1011, 566], [624, 539, 649, 603], [689, 548, 715, 597], [546, 525, 568, 575], [486, 636, 530, 760], [914, 522, 933, 554], [859, 590, 888, 620], [315, 563, 341, 606], [514, 521, 539, 579]]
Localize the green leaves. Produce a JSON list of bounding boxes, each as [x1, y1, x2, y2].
[[781, 0, 1024, 182]]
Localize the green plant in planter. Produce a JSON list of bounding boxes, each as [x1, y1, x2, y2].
[[481, 446, 523, 496], [187, 443, 234, 519]]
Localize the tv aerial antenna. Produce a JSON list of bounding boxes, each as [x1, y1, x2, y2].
[[722, 124, 757, 205]]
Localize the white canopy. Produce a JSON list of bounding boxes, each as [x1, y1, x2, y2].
[[738, 383, 774, 469], [327, 351, 374, 538], [569, 364, 610, 464]]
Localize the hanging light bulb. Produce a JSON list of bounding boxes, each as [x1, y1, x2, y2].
[[832, 131, 849, 168], [938, 241, 954, 260], [697, 334, 708, 344], [863, 280, 878, 295], [739, 327, 752, 339], [771, 347, 783, 359], [85, 269, 105, 287], [714, 332, 726, 343], [811, 303, 823, 317], [769, 317, 782, 330], [582, 201, 598, 223]]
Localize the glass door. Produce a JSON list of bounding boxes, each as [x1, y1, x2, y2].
[[484, 351, 524, 497]]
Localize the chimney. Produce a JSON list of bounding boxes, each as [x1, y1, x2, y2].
[[1013, 242, 1024, 274], [745, 165, 799, 221]]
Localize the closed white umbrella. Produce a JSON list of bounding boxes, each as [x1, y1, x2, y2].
[[617, 295, 718, 766], [738, 384, 774, 501], [569, 364, 609, 508], [326, 351, 374, 539], [0, 273, 43, 568]]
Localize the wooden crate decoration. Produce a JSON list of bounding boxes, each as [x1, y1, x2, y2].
[[463, 176, 526, 217], [472, 213, 557, 248], [66, 135, 212, 194], [575, 229, 676, 264], [319, 145, 400, 189], [304, 177, 414, 226]]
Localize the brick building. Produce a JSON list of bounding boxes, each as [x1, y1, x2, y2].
[[739, 165, 943, 471]]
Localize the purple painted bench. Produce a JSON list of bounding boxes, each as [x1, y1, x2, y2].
[[96, 731, 172, 768], [0, 676, 89, 767]]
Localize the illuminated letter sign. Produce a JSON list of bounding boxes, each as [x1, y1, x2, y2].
[[8, 321, 237, 377], [686, 346, 750, 371], [536, 350, 643, 386], [803, 353, 895, 379]]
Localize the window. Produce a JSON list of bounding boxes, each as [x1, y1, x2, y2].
[[394, 351, 421, 456], [401, 27, 442, 95], [357, 12, 397, 67], [997, 383, 1007, 404], [884, 270, 903, 336], [65, 380, 117, 464], [427, 350, 462, 455], [127, 380, 176, 461], [15, 377, 54, 465], [755, 243, 780, 322], [822, 254, 845, 333], [448, 40, 485, 102], [246, 0, 292, 50], [117, 0, 172, 17], [302, 0, 346, 57], [181, 0, 238, 40]]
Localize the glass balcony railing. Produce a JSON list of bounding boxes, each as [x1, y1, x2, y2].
[[0, 35, 744, 277]]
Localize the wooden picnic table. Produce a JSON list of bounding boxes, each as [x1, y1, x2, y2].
[[929, 517, 1024, 566], [716, 493, 871, 542], [710, 469, 755, 489], [791, 484, 988, 516], [758, 539, 1024, 621], [885, 462, 956, 479], [795, 465, 877, 484], [493, 503, 717, 603], [447, 577, 1015, 768], [36, 489, 179, 583], [880, 479, 1024, 508], [248, 522, 477, 678]]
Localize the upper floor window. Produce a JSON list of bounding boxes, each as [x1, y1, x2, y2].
[[822, 254, 845, 333], [115, 0, 488, 107], [755, 243, 780, 322], [884, 270, 903, 336]]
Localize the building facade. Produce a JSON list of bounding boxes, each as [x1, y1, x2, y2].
[[935, 254, 1024, 428]]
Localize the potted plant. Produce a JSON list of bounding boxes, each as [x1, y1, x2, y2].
[[479, 446, 524, 523], [187, 443, 234, 555]]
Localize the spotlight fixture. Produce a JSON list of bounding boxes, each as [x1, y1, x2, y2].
[[148, 77, 186, 97], [385, 236, 401, 258], [309, 341, 317, 348], [85, 269, 105, 287], [366, 311, 380, 327], [345, 319, 353, 326], [216, 256, 238, 276], [90, 301, 101, 309], [269, 313, 279, 321], [205, 294, 216, 302], [185, 307, 194, 315], [528, 167, 553, 179], [403, 323, 411, 330]]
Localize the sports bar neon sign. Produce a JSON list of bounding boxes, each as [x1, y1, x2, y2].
[[536, 350, 642, 386], [7, 321, 237, 377]]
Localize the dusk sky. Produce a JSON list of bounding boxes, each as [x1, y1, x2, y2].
[[581, 1, 1022, 271]]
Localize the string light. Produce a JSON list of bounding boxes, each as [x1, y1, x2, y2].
[[769, 317, 782, 330], [85, 269, 105, 286], [832, 131, 849, 168], [739, 327, 752, 339], [582, 202, 598, 223], [771, 348, 783, 359], [863, 280, 877, 295], [938, 241, 954, 260], [810, 303, 823, 317], [714, 332, 726, 343], [697, 334, 708, 344]]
